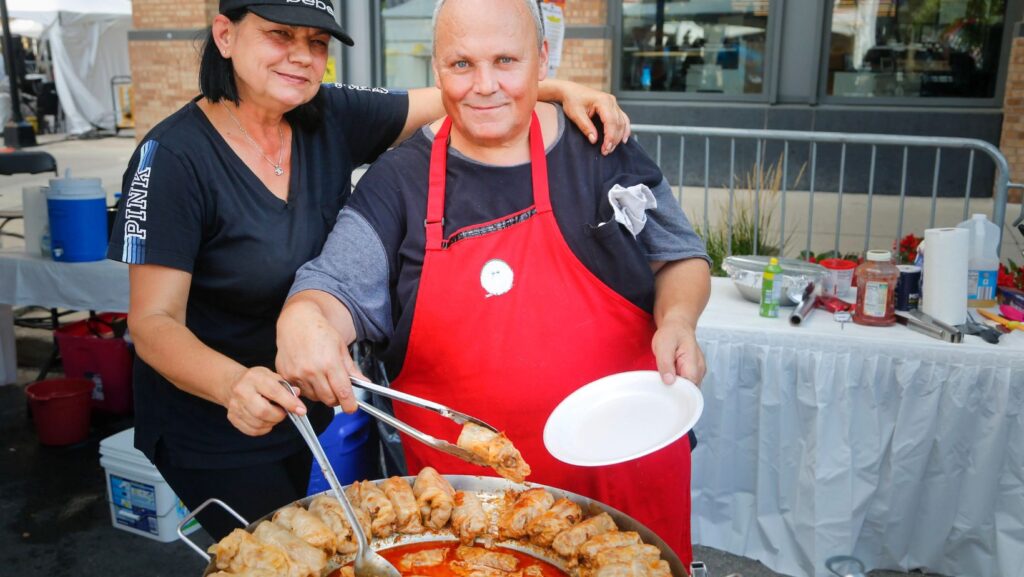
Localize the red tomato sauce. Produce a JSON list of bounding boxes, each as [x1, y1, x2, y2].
[[328, 540, 568, 577]]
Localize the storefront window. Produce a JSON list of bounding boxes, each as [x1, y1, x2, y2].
[[827, 0, 1006, 99], [620, 0, 771, 94], [381, 0, 435, 89]]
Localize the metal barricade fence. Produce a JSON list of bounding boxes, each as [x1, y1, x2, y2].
[[631, 124, 1024, 260]]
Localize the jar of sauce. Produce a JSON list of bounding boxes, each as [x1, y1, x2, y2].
[[853, 250, 899, 326]]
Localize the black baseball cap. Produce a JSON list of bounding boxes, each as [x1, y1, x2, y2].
[[220, 0, 354, 46]]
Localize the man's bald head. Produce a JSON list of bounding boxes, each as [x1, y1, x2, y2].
[[432, 0, 545, 55]]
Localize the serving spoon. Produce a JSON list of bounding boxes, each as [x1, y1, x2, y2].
[[278, 380, 400, 577]]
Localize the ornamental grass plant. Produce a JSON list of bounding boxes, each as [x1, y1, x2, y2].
[[695, 155, 804, 276]]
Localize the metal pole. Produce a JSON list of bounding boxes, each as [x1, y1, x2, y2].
[[0, 0, 36, 148]]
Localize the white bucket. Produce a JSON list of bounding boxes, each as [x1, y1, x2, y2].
[[99, 428, 199, 542], [21, 186, 48, 256]]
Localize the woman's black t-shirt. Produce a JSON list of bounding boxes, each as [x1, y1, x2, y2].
[[107, 84, 408, 468]]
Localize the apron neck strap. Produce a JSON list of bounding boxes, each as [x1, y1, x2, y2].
[[426, 112, 551, 250]]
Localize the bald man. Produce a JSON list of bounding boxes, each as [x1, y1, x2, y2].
[[278, 0, 710, 562]]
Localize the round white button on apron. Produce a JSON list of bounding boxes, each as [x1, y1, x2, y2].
[[480, 259, 514, 297]]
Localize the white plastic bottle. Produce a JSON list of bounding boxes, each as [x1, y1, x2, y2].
[[956, 213, 1000, 307]]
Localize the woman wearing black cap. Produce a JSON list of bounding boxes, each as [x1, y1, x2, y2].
[[106, 0, 630, 539]]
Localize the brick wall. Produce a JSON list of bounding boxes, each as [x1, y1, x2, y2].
[[1000, 36, 1024, 204], [132, 0, 218, 29], [129, 40, 204, 138], [563, 0, 606, 25], [554, 39, 612, 91], [552, 1, 612, 91], [129, 0, 214, 139]]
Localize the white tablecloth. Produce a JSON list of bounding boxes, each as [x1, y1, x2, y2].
[[693, 278, 1024, 577], [0, 248, 128, 384]]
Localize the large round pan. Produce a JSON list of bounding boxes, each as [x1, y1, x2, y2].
[[181, 475, 687, 577]]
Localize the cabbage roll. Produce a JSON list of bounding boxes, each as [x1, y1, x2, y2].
[[272, 504, 336, 555], [253, 520, 326, 577], [591, 559, 671, 577], [346, 480, 397, 538], [552, 512, 616, 558], [457, 422, 531, 483], [308, 494, 372, 555], [413, 466, 456, 530], [498, 488, 554, 539], [578, 531, 642, 566], [212, 528, 297, 577], [526, 497, 582, 547], [451, 490, 488, 545], [455, 545, 518, 571], [593, 544, 662, 567], [398, 547, 449, 570], [381, 476, 426, 534]]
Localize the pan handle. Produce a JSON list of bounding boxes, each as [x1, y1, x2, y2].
[[176, 498, 250, 562]]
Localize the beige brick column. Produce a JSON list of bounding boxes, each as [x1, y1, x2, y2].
[[129, 0, 219, 139], [999, 26, 1024, 204], [553, 0, 613, 92]]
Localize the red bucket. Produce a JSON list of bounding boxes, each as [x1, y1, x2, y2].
[[55, 313, 133, 415], [25, 378, 94, 445]]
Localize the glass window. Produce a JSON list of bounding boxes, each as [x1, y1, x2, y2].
[[620, 0, 772, 94], [381, 0, 435, 89], [827, 0, 1007, 99]]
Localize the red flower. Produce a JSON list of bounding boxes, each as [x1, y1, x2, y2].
[[999, 261, 1024, 291], [895, 233, 923, 264]]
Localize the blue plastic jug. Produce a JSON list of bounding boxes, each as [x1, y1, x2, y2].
[[46, 170, 108, 262], [307, 408, 378, 495]]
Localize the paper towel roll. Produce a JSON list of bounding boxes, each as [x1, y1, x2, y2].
[[21, 186, 48, 256], [922, 227, 969, 326]]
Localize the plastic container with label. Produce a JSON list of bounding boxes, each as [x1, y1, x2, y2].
[[819, 258, 857, 297], [956, 213, 1000, 308], [853, 250, 899, 326], [99, 428, 199, 542]]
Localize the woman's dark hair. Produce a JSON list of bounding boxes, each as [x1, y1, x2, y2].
[[198, 8, 324, 132]]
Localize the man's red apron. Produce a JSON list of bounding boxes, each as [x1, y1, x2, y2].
[[390, 113, 692, 563]]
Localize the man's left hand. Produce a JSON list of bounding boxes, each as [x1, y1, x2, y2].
[[652, 323, 706, 386]]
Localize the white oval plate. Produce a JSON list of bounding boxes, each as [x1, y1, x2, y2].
[[543, 370, 703, 467]]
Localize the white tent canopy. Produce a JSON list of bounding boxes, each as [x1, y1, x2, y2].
[[6, 0, 131, 135]]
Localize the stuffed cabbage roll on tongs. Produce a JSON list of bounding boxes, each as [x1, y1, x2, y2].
[[347, 376, 530, 482]]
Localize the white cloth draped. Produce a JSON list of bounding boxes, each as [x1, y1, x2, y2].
[[9, 1, 132, 135], [693, 278, 1024, 577]]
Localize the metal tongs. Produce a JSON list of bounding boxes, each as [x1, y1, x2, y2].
[[287, 376, 498, 467], [278, 381, 399, 577], [895, 310, 964, 343], [346, 376, 499, 467]]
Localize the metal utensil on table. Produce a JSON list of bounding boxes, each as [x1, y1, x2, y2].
[[894, 310, 964, 343], [346, 375, 497, 468], [278, 381, 400, 577], [964, 311, 1003, 344], [789, 281, 818, 326]]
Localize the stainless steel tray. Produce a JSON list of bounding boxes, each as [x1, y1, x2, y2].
[[192, 475, 686, 577]]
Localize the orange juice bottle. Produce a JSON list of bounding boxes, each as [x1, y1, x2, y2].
[[853, 250, 899, 326]]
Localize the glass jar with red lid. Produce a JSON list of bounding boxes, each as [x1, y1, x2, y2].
[[853, 250, 899, 326]]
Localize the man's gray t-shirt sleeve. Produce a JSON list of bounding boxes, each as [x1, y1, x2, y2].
[[636, 177, 711, 265], [288, 209, 394, 343]]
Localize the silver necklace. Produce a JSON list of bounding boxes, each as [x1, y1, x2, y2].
[[221, 101, 286, 176]]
